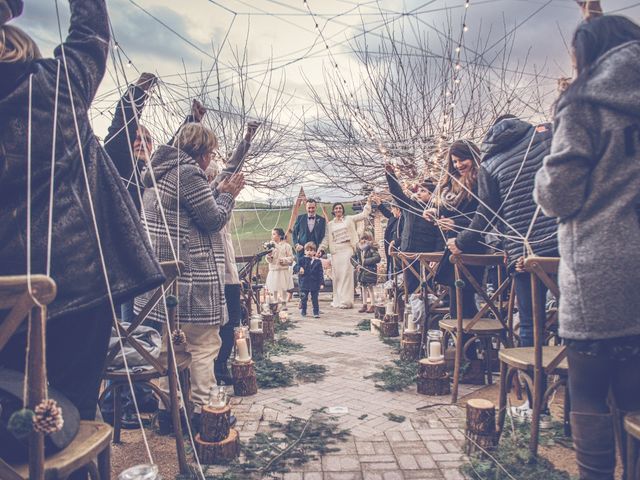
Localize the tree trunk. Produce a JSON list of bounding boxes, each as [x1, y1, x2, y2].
[[199, 405, 231, 443], [232, 360, 258, 396], [400, 331, 422, 361], [465, 398, 497, 455], [417, 359, 450, 396], [381, 314, 399, 338], [195, 429, 240, 464], [250, 330, 265, 359], [261, 313, 275, 342]]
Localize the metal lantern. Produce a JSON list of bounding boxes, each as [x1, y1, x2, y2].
[[119, 464, 161, 480], [234, 326, 252, 363], [403, 302, 418, 333], [249, 313, 263, 332], [426, 329, 444, 361], [207, 385, 228, 409]]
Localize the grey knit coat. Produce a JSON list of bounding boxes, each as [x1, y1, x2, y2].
[[534, 40, 640, 341], [135, 145, 234, 325]]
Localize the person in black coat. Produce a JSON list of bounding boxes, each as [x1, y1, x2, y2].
[[426, 140, 484, 321], [0, 0, 164, 455], [294, 242, 324, 317], [453, 116, 558, 349], [384, 164, 441, 294], [374, 197, 403, 279], [292, 199, 327, 263]]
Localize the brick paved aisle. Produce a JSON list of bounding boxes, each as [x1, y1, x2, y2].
[[213, 294, 483, 480]]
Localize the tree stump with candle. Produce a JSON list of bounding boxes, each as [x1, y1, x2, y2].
[[400, 331, 422, 361], [261, 313, 275, 342], [199, 405, 231, 443], [417, 358, 451, 396], [250, 330, 264, 359], [231, 360, 258, 396], [381, 313, 400, 338], [374, 304, 386, 320], [464, 398, 496, 455], [195, 428, 240, 464]]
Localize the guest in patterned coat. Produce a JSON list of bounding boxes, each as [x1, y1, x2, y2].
[[135, 122, 244, 429]]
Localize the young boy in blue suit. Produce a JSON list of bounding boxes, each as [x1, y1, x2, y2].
[[294, 242, 324, 318]]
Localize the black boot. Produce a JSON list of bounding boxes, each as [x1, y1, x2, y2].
[[571, 412, 616, 480], [215, 362, 234, 386]]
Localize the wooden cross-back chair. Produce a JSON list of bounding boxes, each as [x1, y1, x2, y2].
[[496, 256, 569, 457], [440, 253, 513, 403], [236, 251, 269, 318], [0, 275, 112, 480], [99, 260, 191, 474]]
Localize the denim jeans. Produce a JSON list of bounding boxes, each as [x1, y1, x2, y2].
[[215, 284, 242, 375], [300, 290, 319, 315], [513, 272, 548, 347]]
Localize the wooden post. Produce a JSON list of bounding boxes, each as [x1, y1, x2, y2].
[[262, 313, 275, 342], [231, 360, 258, 396], [417, 359, 451, 396], [381, 313, 399, 338], [400, 331, 422, 362], [28, 308, 46, 480], [195, 429, 240, 464], [250, 330, 265, 359], [465, 399, 497, 455], [199, 405, 231, 443]]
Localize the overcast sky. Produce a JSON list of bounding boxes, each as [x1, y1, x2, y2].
[[13, 0, 640, 201]]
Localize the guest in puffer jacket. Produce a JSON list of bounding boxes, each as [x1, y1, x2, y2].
[[535, 15, 640, 480], [453, 116, 558, 349], [0, 0, 164, 442]]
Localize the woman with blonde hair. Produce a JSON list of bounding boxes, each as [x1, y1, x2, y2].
[[0, 0, 165, 469], [136, 121, 244, 431]]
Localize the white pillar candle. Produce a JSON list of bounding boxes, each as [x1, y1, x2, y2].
[[406, 318, 417, 332], [250, 316, 262, 331], [385, 301, 395, 315], [236, 337, 251, 362], [429, 341, 442, 360]]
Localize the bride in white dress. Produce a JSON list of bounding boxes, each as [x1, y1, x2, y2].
[[320, 199, 372, 308]]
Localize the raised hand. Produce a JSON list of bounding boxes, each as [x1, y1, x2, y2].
[[245, 120, 261, 142], [191, 99, 207, 123], [136, 72, 157, 92], [384, 163, 396, 175]]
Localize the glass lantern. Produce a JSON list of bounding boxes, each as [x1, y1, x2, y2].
[[234, 326, 252, 363], [249, 313, 263, 332], [404, 303, 418, 333], [261, 301, 271, 315], [208, 385, 228, 409], [373, 285, 384, 306], [385, 296, 395, 315], [119, 464, 160, 480], [426, 329, 444, 361]]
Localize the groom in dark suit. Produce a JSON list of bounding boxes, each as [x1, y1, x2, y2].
[[292, 199, 327, 264]]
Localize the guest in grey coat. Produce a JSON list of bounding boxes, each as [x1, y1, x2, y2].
[[535, 15, 640, 480], [136, 122, 244, 423]]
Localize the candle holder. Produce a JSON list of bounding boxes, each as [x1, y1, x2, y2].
[[207, 386, 228, 409], [249, 314, 263, 332], [118, 464, 160, 480], [403, 303, 419, 333], [426, 329, 444, 361], [385, 298, 395, 316], [234, 326, 252, 363], [261, 302, 271, 315]]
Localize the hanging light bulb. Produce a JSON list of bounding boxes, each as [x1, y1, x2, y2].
[[127, 60, 132, 68], [455, 46, 461, 53], [465, 0, 470, 8], [455, 63, 462, 70], [463, 24, 469, 32]]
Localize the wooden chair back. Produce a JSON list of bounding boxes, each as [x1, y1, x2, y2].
[[0, 275, 57, 480], [104, 261, 182, 375], [450, 253, 511, 333]]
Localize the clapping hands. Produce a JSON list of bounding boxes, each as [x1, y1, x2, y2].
[[217, 173, 245, 198]]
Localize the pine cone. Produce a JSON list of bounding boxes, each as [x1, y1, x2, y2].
[[33, 399, 64, 434], [172, 329, 186, 345]]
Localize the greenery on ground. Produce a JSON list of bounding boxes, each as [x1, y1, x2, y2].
[[193, 412, 350, 479], [323, 330, 359, 337], [365, 358, 418, 391], [355, 319, 371, 331], [255, 319, 327, 389], [383, 412, 406, 423], [462, 420, 573, 480]]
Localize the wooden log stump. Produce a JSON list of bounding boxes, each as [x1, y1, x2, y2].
[[381, 314, 399, 338], [261, 313, 275, 342], [231, 360, 258, 396], [417, 359, 450, 396], [374, 304, 386, 320], [250, 329, 265, 359], [199, 405, 231, 443], [465, 399, 496, 455], [195, 429, 240, 464], [461, 359, 486, 386], [400, 331, 422, 361]]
